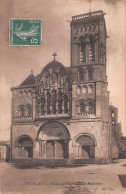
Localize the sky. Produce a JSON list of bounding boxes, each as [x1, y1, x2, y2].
[[0, 0, 125, 141]]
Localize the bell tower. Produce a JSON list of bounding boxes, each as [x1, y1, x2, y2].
[[70, 10, 109, 121], [70, 10, 107, 67]]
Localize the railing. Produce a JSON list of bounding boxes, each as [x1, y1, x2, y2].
[[14, 116, 32, 120], [72, 10, 103, 21], [77, 112, 95, 117], [36, 113, 70, 119]]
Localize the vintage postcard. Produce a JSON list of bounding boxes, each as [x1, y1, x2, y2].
[[0, 0, 126, 194]]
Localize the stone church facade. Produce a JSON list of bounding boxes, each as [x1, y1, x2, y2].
[[10, 10, 121, 163]]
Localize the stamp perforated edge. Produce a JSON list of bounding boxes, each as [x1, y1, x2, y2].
[[9, 18, 43, 46]]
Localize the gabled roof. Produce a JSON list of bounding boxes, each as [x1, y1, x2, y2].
[[19, 74, 36, 87]]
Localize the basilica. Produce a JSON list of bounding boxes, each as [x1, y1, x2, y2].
[[10, 10, 121, 163]]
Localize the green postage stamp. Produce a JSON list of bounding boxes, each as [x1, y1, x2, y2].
[[9, 19, 42, 46]]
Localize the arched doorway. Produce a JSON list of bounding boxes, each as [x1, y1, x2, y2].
[[37, 121, 70, 158], [16, 135, 33, 158], [75, 134, 96, 159]]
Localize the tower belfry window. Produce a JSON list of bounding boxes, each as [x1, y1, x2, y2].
[[80, 40, 86, 63], [89, 38, 95, 63]]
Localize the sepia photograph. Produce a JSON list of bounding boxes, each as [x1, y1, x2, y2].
[[0, 0, 126, 193]]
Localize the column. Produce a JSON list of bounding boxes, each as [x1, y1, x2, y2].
[[72, 43, 80, 66], [56, 102, 58, 115], [64, 142, 68, 158], [33, 141, 39, 158], [32, 94, 36, 121], [96, 82, 102, 117], [86, 41, 90, 64], [44, 91, 47, 115], [42, 141, 47, 158], [90, 146, 92, 158], [69, 140, 74, 158], [39, 141, 42, 157], [62, 100, 64, 114], [78, 146, 82, 158], [95, 39, 98, 63]]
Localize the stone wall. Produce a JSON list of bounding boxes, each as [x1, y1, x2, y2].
[[11, 118, 110, 161]]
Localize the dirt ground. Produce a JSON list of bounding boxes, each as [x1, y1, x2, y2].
[[0, 159, 126, 194]]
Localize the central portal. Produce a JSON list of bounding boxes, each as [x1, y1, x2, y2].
[[37, 121, 70, 158], [46, 140, 66, 158]]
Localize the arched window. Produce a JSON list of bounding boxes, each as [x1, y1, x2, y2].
[[64, 95, 68, 113], [79, 101, 86, 113], [89, 36, 95, 63], [58, 91, 62, 114], [52, 90, 56, 114], [18, 105, 24, 117], [25, 105, 32, 117], [112, 111, 114, 118], [87, 101, 95, 114], [47, 92, 51, 114], [112, 120, 115, 126], [80, 39, 86, 63], [88, 84, 94, 93], [82, 85, 88, 93]]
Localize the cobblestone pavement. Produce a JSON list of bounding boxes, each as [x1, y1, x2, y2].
[[0, 159, 126, 194]]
